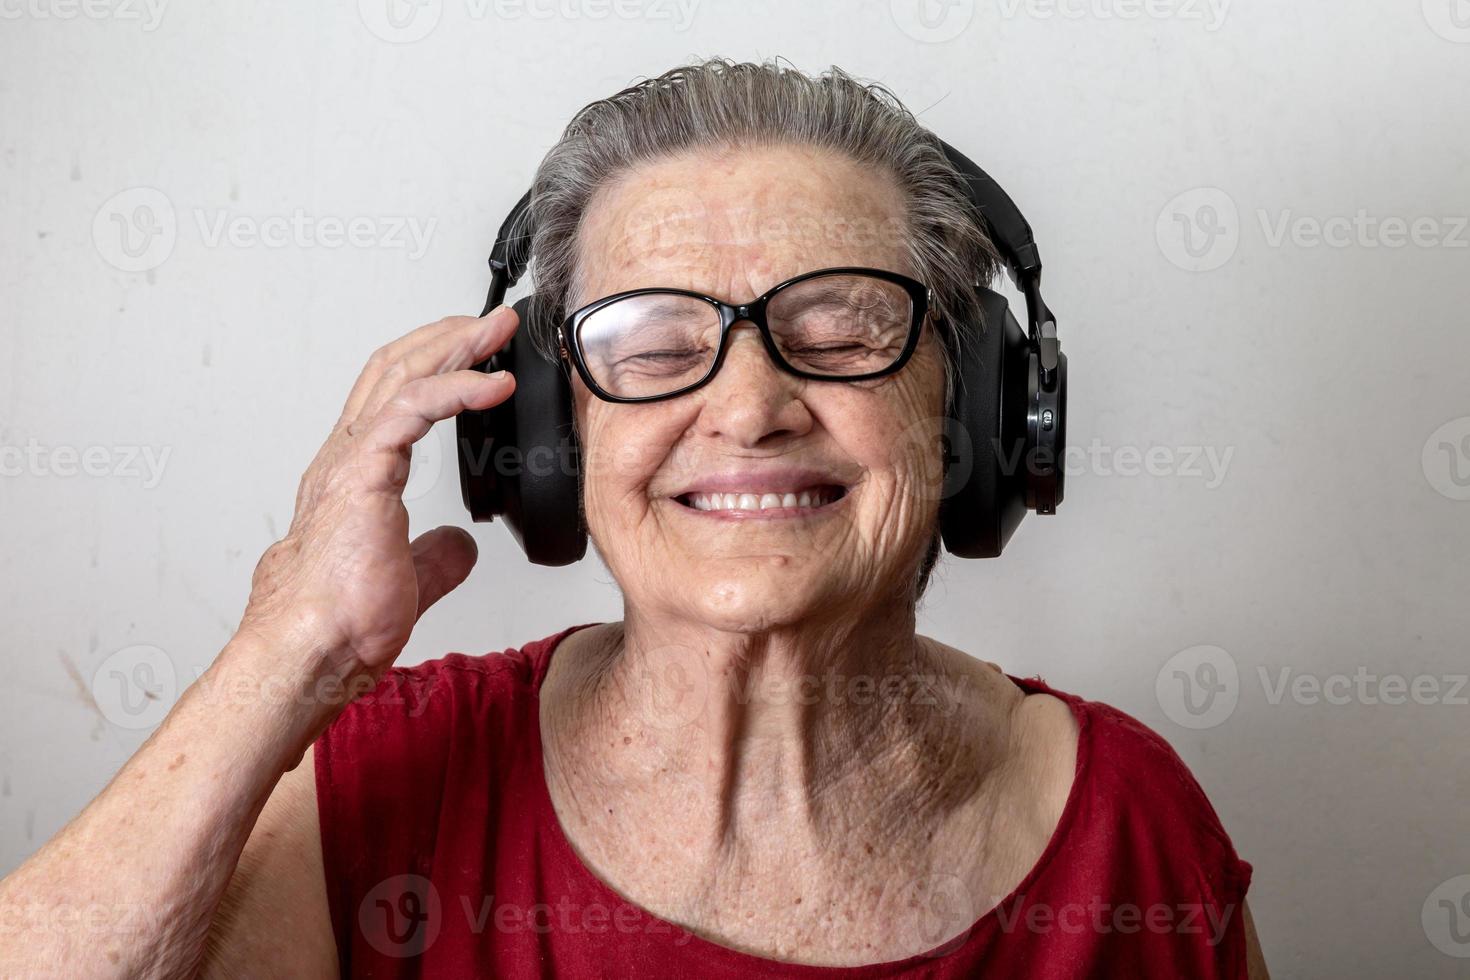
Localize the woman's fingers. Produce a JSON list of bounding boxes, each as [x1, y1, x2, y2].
[[350, 368, 517, 494], [340, 306, 519, 431], [333, 315, 467, 431]]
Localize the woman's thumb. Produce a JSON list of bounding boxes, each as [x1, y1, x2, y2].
[[410, 525, 479, 620]]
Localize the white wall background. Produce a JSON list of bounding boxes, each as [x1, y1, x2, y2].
[[2, 1, 1468, 974]]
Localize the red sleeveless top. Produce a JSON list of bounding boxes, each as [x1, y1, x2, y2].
[[314, 622, 1254, 978]]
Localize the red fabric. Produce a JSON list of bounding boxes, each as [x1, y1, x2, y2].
[[315, 622, 1253, 978]]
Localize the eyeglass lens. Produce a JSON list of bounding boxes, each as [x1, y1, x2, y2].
[[575, 272, 915, 399]]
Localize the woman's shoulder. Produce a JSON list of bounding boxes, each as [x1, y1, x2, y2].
[[1014, 673, 1253, 905], [358, 621, 595, 713], [314, 623, 593, 778]]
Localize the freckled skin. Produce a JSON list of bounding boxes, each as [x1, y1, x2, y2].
[[571, 143, 947, 633], [538, 143, 1086, 966]]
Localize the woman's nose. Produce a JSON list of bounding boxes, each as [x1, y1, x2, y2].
[[693, 323, 811, 446]]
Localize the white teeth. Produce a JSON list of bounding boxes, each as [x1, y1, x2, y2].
[[684, 488, 839, 512]]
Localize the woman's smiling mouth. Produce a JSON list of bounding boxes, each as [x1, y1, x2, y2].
[[676, 484, 848, 515]]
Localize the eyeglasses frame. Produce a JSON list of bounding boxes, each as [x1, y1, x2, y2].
[[555, 266, 934, 404]]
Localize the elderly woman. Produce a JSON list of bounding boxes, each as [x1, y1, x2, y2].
[[0, 60, 1266, 977]]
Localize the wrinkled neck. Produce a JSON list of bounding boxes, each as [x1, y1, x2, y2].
[[541, 606, 1005, 852]]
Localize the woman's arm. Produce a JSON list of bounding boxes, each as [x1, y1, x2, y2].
[[1244, 899, 1270, 979], [0, 627, 342, 978], [201, 740, 335, 978], [0, 308, 520, 978]]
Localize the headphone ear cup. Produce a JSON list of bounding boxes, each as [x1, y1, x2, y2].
[[940, 286, 1031, 559], [455, 295, 586, 566]]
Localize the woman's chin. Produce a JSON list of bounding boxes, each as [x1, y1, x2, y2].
[[676, 570, 827, 633]]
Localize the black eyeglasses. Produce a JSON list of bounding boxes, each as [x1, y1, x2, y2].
[[557, 266, 932, 403]]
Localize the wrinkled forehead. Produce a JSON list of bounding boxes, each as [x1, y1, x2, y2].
[[571, 145, 913, 308]]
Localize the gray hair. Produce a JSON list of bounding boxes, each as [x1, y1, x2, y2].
[[520, 57, 1003, 602]]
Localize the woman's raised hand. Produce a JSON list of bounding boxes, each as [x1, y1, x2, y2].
[[237, 305, 518, 685]]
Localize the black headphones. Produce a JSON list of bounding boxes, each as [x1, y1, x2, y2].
[[456, 139, 1066, 566]]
